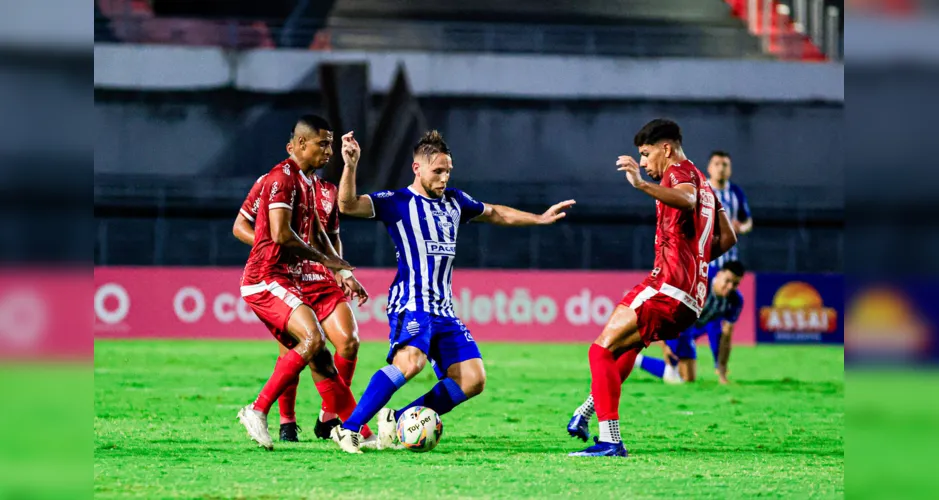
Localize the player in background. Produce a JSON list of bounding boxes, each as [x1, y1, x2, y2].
[[707, 151, 752, 270], [329, 130, 576, 453], [233, 140, 371, 443], [633, 260, 745, 385], [236, 115, 365, 451], [568, 119, 737, 458], [566, 261, 746, 442]]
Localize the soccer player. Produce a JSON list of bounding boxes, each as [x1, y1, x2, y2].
[[329, 130, 576, 453], [567, 261, 747, 442], [568, 119, 737, 458], [707, 151, 752, 270], [236, 115, 365, 451], [233, 139, 371, 443]]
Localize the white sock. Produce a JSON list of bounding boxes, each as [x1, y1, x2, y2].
[[574, 395, 595, 419], [634, 353, 645, 370], [598, 419, 621, 444], [663, 364, 683, 382]]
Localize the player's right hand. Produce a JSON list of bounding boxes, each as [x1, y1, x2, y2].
[[341, 131, 361, 167], [616, 155, 645, 188], [661, 342, 678, 364]]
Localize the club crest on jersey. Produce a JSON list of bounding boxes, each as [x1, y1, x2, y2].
[[321, 199, 333, 214], [425, 241, 456, 256], [696, 282, 707, 305]]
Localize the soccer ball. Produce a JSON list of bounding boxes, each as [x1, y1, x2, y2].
[[395, 406, 443, 452]]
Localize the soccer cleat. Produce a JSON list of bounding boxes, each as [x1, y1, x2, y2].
[[279, 422, 301, 442], [567, 414, 591, 442], [568, 437, 628, 457], [663, 364, 684, 385], [330, 426, 362, 454], [314, 417, 341, 440], [376, 408, 398, 450], [237, 405, 274, 451], [359, 433, 380, 450]]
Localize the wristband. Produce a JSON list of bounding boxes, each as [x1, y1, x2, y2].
[[337, 269, 353, 279]]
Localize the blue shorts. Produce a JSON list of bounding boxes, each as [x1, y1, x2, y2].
[[664, 320, 722, 361], [387, 311, 482, 379]]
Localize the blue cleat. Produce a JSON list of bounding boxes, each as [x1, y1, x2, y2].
[[568, 437, 628, 457], [567, 414, 591, 442]]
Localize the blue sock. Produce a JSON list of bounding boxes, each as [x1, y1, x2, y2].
[[640, 355, 667, 379], [394, 378, 468, 421], [342, 365, 406, 432]]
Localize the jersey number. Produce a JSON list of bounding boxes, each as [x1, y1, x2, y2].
[[698, 207, 714, 258]]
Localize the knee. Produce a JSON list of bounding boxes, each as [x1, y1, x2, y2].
[[456, 369, 486, 399], [296, 330, 326, 361], [336, 334, 360, 360], [393, 352, 426, 380]]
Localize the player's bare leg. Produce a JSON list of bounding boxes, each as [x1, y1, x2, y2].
[[315, 302, 361, 439], [570, 305, 645, 457], [239, 305, 327, 450], [678, 359, 697, 382]]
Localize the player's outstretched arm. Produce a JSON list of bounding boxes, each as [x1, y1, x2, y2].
[[337, 131, 375, 218], [233, 213, 255, 246], [717, 320, 734, 384], [269, 207, 354, 271], [616, 156, 696, 211], [476, 200, 576, 226], [710, 209, 738, 260]]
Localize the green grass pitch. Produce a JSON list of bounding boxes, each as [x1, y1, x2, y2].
[[94, 341, 843, 498]]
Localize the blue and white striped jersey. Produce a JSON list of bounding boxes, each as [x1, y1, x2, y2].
[[367, 186, 486, 317], [695, 267, 744, 327], [709, 181, 751, 269]]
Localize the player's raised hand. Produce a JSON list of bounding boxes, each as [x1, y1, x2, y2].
[[341, 131, 361, 167], [537, 199, 576, 225], [616, 155, 646, 188]]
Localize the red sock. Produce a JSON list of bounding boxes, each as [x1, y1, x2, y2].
[[253, 350, 307, 414], [314, 374, 372, 439], [615, 348, 641, 383], [334, 353, 357, 386], [589, 343, 621, 422], [278, 378, 299, 424]]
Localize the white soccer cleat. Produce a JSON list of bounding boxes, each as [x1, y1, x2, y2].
[[359, 433, 380, 450], [376, 408, 398, 450], [237, 405, 274, 450], [662, 365, 684, 385], [330, 426, 363, 454]]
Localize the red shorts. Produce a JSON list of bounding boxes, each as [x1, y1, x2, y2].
[[241, 277, 305, 349], [620, 283, 699, 346], [298, 279, 349, 323]]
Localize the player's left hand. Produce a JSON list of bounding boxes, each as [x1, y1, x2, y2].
[[341, 275, 369, 306], [661, 343, 679, 365], [537, 199, 576, 225], [616, 155, 646, 188]]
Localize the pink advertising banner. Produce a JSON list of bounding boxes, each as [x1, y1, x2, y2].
[[93, 267, 756, 345]]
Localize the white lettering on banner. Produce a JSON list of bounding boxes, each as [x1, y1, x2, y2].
[[564, 289, 616, 326], [174, 287, 205, 323], [533, 296, 557, 324], [350, 293, 388, 323], [454, 288, 557, 325], [0, 289, 48, 348], [95, 283, 130, 325], [213, 293, 236, 323], [237, 298, 260, 323]]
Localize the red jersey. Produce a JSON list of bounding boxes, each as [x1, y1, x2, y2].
[[239, 168, 341, 286], [240, 159, 317, 286], [646, 159, 724, 316]]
